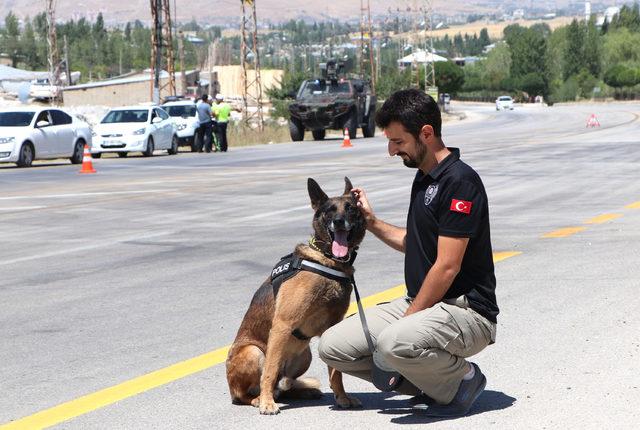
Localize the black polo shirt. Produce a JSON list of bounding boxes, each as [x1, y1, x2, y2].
[[404, 148, 499, 323]]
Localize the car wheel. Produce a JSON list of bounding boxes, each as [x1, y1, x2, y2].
[[143, 138, 154, 157], [70, 140, 84, 164], [168, 135, 179, 155], [362, 110, 376, 138], [92, 153, 102, 159], [16, 143, 34, 168], [289, 118, 304, 142], [345, 110, 358, 139], [311, 129, 326, 140], [118, 152, 128, 158]]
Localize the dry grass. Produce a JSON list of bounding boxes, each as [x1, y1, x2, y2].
[[395, 16, 577, 42], [227, 122, 292, 147]]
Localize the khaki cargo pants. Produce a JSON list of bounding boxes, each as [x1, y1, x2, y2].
[[318, 296, 496, 404]]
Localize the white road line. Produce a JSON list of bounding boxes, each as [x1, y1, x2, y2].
[[0, 189, 166, 201], [0, 231, 175, 267], [0, 206, 47, 211], [231, 187, 408, 222]]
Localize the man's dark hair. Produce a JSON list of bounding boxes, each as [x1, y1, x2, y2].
[[201, 94, 209, 102], [375, 89, 442, 138]]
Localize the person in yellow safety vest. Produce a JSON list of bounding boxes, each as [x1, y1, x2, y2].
[[212, 94, 232, 152]]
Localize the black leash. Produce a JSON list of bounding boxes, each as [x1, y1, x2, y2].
[[351, 276, 404, 392]]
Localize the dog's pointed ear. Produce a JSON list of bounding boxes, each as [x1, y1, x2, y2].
[[308, 178, 328, 211], [343, 177, 354, 196]]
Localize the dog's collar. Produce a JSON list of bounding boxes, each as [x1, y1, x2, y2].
[[309, 236, 357, 265]]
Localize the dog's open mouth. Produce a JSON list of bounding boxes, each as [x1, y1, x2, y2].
[[330, 229, 350, 258]]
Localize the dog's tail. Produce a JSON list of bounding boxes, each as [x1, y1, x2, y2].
[[277, 377, 322, 400]]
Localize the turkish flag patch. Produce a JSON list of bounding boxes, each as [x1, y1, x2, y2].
[[450, 199, 472, 214]]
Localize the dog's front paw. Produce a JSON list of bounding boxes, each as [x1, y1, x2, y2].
[[259, 399, 280, 415], [335, 394, 362, 409]]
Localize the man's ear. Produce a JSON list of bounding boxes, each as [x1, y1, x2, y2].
[[343, 176, 354, 196], [420, 124, 434, 144], [308, 178, 328, 211]]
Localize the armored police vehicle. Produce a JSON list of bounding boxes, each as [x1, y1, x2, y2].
[[288, 60, 376, 141]]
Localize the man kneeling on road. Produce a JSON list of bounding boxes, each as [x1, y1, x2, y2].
[[319, 89, 498, 417]]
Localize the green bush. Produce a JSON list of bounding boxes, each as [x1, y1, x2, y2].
[[604, 64, 640, 87]]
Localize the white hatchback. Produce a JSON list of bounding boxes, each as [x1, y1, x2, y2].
[[162, 101, 199, 152], [496, 96, 514, 111], [91, 106, 178, 158], [0, 107, 92, 168]]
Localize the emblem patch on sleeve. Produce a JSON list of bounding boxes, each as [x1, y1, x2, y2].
[[450, 199, 472, 214]]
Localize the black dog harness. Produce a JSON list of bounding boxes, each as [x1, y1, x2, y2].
[[270, 253, 353, 341]]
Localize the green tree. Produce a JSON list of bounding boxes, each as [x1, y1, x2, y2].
[[433, 61, 465, 94], [564, 19, 584, 80], [21, 18, 42, 69], [604, 64, 640, 87], [583, 18, 601, 77], [602, 28, 640, 70], [2, 12, 21, 67], [482, 42, 511, 90], [479, 28, 490, 48], [504, 24, 549, 96]]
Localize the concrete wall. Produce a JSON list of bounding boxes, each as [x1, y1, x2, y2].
[[63, 71, 198, 107], [206, 66, 284, 102]]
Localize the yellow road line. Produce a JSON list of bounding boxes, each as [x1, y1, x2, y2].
[[0, 348, 230, 430], [493, 251, 522, 262], [583, 213, 623, 224], [1, 251, 521, 430], [542, 226, 586, 238], [626, 201, 640, 209]]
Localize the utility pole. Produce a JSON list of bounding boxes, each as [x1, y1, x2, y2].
[[178, 30, 187, 95], [423, 0, 437, 93], [359, 0, 376, 90], [150, 0, 176, 103], [410, 0, 420, 89], [63, 35, 71, 86], [46, 0, 61, 98], [240, 0, 265, 131]]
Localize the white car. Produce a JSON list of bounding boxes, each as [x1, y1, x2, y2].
[[496, 95, 514, 111], [29, 78, 61, 101], [162, 100, 199, 152], [91, 106, 178, 158], [0, 107, 92, 168]]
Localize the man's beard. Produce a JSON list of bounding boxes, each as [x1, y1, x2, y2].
[[401, 141, 427, 168]]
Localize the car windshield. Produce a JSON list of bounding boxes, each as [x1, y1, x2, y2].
[[0, 112, 35, 127], [101, 109, 148, 123], [164, 105, 197, 117], [300, 80, 351, 97], [499, 97, 512, 101]]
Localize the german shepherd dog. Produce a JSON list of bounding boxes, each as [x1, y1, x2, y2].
[[226, 177, 366, 415]]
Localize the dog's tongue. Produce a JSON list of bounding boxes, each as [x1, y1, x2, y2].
[[332, 230, 349, 258]]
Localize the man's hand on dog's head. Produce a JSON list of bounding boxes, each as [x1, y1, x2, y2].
[[351, 187, 376, 223]]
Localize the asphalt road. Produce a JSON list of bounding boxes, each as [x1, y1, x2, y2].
[[1, 102, 639, 429]]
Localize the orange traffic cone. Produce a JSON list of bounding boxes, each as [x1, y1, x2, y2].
[[79, 144, 96, 174], [341, 128, 353, 148]]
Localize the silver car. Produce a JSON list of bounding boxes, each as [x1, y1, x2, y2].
[[0, 107, 92, 168]]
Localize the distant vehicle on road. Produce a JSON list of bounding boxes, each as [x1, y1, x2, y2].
[[496, 95, 514, 111], [0, 107, 92, 168], [91, 106, 178, 158], [288, 60, 376, 141], [443, 93, 451, 104], [162, 100, 199, 152]]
